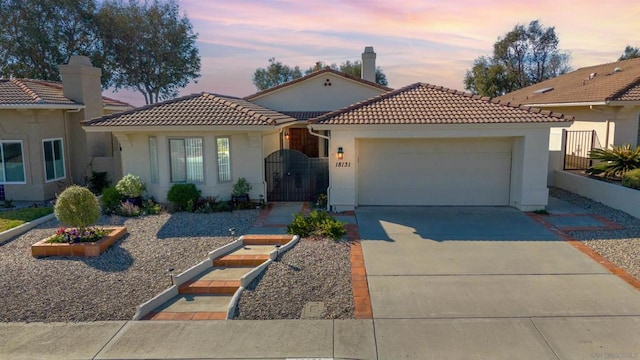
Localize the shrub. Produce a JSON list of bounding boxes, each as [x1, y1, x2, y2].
[[286, 210, 347, 241], [116, 173, 146, 197], [101, 186, 123, 214], [587, 144, 640, 178], [54, 185, 100, 233], [89, 171, 110, 194], [232, 177, 252, 196], [141, 198, 163, 215], [167, 183, 201, 211], [622, 168, 640, 190], [119, 201, 141, 217]]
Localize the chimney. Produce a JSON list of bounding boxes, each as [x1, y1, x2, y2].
[[59, 55, 108, 184], [59, 55, 102, 119], [361, 46, 376, 83]]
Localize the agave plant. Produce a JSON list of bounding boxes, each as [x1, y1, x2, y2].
[[586, 144, 640, 178]]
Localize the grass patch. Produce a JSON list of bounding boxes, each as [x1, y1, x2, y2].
[[0, 207, 53, 232]]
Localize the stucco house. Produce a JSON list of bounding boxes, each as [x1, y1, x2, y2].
[[497, 57, 640, 180], [84, 47, 572, 211], [0, 56, 130, 202]]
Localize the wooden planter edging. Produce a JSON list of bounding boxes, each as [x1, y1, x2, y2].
[[31, 227, 127, 257]]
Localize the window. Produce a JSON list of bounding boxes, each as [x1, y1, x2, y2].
[[0, 141, 26, 184], [169, 138, 203, 183], [216, 137, 231, 183], [43, 138, 65, 182], [149, 137, 159, 184]]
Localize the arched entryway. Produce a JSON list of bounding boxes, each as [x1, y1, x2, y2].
[[265, 149, 328, 201]]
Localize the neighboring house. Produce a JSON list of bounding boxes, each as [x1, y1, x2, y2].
[[0, 56, 131, 202], [497, 57, 640, 181], [84, 47, 572, 211]]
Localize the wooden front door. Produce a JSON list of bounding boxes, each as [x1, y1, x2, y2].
[[288, 128, 318, 158]]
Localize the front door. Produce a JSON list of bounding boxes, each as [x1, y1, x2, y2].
[[288, 128, 319, 158]]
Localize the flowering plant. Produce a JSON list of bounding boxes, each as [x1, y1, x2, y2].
[[47, 227, 110, 244], [115, 173, 146, 198]]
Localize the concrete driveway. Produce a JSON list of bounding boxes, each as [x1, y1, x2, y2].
[[356, 206, 640, 359]]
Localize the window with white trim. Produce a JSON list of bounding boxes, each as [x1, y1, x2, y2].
[[0, 141, 26, 184], [169, 138, 203, 183], [149, 137, 159, 184], [216, 137, 231, 183], [43, 138, 65, 182]]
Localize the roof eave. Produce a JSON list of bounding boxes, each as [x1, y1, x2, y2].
[[82, 124, 281, 133], [309, 120, 572, 130], [0, 104, 84, 110], [523, 101, 608, 108]]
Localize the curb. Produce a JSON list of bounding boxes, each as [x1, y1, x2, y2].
[[0, 213, 56, 244]]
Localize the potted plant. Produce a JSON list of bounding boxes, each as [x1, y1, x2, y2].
[[116, 173, 146, 207], [231, 177, 252, 205]]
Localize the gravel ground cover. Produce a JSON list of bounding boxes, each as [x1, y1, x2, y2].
[[235, 238, 354, 320], [550, 187, 640, 280], [0, 210, 258, 322]]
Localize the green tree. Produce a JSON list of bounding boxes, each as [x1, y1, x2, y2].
[[305, 60, 388, 85], [619, 45, 640, 60], [464, 20, 571, 97], [252, 58, 303, 91], [0, 0, 106, 83], [97, 0, 200, 104]]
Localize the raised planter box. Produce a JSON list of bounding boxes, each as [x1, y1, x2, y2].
[[554, 170, 640, 219], [31, 227, 127, 257]]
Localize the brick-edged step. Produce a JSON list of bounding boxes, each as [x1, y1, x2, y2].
[[178, 266, 253, 295], [144, 294, 231, 321], [212, 244, 275, 267], [242, 234, 293, 245]]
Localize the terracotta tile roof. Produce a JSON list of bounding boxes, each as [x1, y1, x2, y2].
[[84, 92, 297, 127], [310, 83, 573, 125], [0, 78, 131, 108], [496, 57, 640, 105], [243, 67, 392, 100], [280, 111, 331, 120]]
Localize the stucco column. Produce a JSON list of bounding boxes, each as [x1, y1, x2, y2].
[[328, 132, 356, 212], [510, 130, 550, 211]]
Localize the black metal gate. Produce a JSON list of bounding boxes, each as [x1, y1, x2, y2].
[[564, 130, 596, 170], [265, 149, 328, 202]]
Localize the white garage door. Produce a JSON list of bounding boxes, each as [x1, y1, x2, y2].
[[358, 138, 512, 206]]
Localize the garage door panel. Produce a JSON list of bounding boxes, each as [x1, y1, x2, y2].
[[358, 138, 512, 206]]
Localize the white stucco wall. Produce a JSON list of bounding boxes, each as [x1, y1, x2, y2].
[[250, 73, 387, 112], [311, 123, 560, 212], [115, 131, 266, 203]]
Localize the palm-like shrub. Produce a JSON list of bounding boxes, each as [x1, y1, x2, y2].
[[586, 144, 640, 178], [54, 185, 100, 233], [622, 168, 640, 189]]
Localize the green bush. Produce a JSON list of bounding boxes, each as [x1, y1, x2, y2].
[[101, 186, 123, 214], [587, 144, 640, 178], [116, 173, 146, 197], [622, 168, 640, 189], [167, 183, 201, 211], [54, 185, 100, 233], [89, 171, 110, 194], [232, 177, 252, 196], [286, 210, 347, 241]]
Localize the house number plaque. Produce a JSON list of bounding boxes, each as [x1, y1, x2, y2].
[[335, 162, 351, 168]]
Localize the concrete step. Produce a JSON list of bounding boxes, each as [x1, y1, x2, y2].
[[142, 294, 232, 321], [178, 266, 253, 294]]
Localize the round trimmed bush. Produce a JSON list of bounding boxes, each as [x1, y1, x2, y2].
[[622, 168, 640, 190], [54, 185, 100, 232], [167, 183, 201, 211]]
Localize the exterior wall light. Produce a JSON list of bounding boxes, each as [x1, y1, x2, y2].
[[337, 146, 344, 159], [284, 132, 290, 140]]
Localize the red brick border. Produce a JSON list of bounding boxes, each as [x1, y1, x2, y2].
[[346, 223, 373, 319], [533, 213, 624, 232], [527, 213, 640, 292]]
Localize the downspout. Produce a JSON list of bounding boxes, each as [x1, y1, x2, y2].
[[307, 125, 332, 211]]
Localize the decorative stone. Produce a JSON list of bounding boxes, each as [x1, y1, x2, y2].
[[31, 227, 127, 257]]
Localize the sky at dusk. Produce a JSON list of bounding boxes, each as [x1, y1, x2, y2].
[[108, 0, 640, 106]]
